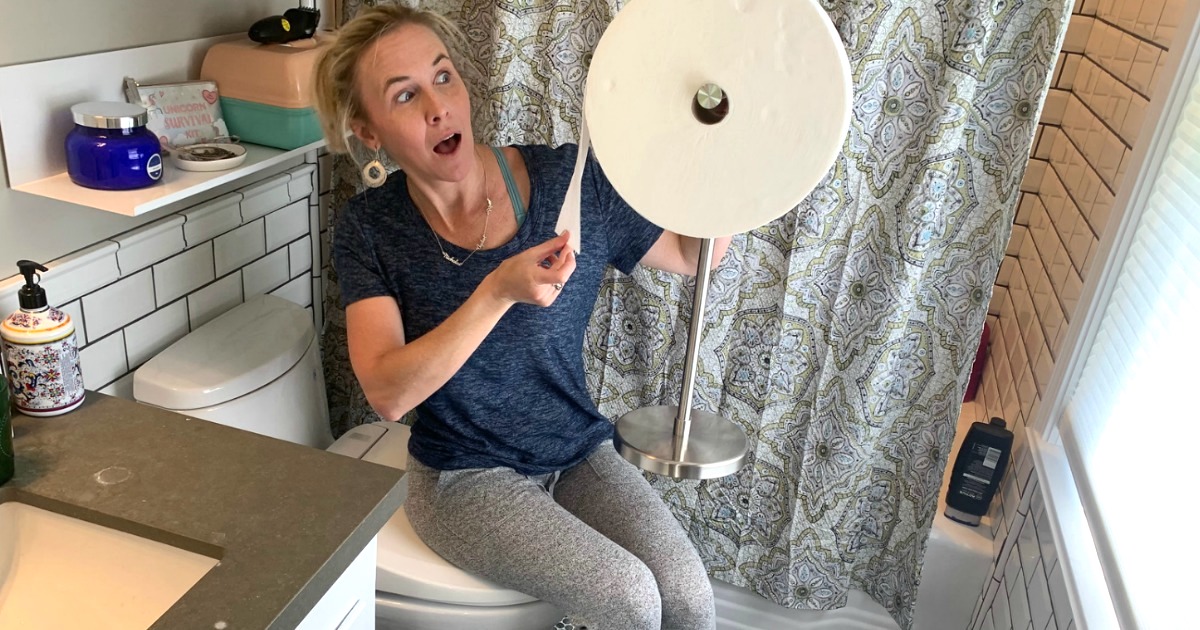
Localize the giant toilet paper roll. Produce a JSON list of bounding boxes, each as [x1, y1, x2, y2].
[[559, 0, 852, 242], [575, 0, 853, 478]]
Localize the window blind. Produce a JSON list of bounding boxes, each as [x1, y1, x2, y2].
[[1059, 72, 1200, 629]]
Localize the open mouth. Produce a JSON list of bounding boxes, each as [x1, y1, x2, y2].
[[434, 133, 462, 155]]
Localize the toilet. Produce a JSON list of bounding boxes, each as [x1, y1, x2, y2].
[[134, 293, 993, 630], [329, 421, 564, 629], [134, 294, 333, 449], [132, 294, 562, 629]]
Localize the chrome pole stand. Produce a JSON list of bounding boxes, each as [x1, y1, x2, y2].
[[614, 238, 748, 480]]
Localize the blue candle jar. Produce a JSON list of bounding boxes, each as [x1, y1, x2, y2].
[[65, 102, 163, 190]]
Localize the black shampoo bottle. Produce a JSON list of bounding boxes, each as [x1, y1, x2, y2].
[[945, 417, 1013, 526]]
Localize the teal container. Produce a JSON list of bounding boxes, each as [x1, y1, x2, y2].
[[1, 370, 13, 485], [220, 96, 322, 150]]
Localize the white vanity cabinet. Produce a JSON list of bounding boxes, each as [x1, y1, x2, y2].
[[298, 538, 379, 630]]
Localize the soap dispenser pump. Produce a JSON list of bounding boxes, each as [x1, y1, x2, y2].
[[1, 260, 85, 417]]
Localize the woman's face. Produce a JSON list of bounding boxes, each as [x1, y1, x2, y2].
[[352, 24, 474, 184]]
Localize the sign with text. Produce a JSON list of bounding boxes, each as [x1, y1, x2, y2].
[[124, 78, 229, 149]]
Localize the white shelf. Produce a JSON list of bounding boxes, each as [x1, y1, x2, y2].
[[13, 140, 325, 217], [0, 35, 330, 218]]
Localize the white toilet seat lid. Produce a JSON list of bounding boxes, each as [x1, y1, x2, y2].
[[133, 294, 313, 410], [376, 477, 539, 607]]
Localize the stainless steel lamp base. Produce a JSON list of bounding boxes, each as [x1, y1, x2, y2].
[[615, 405, 748, 480]]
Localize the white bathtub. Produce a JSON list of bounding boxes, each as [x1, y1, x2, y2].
[[715, 402, 994, 630]]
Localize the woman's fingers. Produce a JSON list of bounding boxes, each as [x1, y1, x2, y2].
[[535, 247, 575, 288], [551, 245, 574, 271], [522, 248, 573, 307], [489, 231, 576, 306], [534, 231, 571, 268]]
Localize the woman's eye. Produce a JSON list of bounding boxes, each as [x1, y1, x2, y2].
[[435, 70, 452, 85], [395, 90, 414, 103]]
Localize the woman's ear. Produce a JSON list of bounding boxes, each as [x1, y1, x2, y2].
[[350, 118, 379, 153]]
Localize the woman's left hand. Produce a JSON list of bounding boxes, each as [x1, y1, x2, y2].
[[484, 230, 577, 307]]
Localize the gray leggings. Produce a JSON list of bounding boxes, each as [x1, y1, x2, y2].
[[403, 440, 716, 630]]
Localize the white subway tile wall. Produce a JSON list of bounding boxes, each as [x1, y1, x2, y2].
[[82, 269, 155, 340], [289, 236, 313, 277], [188, 272, 243, 331], [214, 219, 267, 277], [287, 164, 315, 202], [112, 215, 186, 276], [972, 1, 1184, 627], [38, 241, 122, 306], [124, 299, 190, 369], [970, 473, 1074, 630], [78, 330, 127, 391], [240, 173, 292, 222], [271, 275, 311, 307], [0, 151, 327, 397], [266, 199, 309, 252], [153, 243, 216, 307], [243, 248, 290, 299], [58, 300, 85, 346], [182, 193, 242, 247]]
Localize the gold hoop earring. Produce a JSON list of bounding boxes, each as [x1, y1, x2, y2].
[[362, 149, 387, 188]]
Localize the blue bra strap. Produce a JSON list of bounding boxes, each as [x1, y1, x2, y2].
[[491, 146, 526, 228]]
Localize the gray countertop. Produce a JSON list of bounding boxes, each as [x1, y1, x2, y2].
[[3, 392, 405, 629]]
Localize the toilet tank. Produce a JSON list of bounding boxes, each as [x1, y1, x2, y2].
[[133, 294, 332, 448]]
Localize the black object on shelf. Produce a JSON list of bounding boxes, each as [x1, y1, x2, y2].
[[944, 417, 1014, 527], [249, 4, 321, 45]]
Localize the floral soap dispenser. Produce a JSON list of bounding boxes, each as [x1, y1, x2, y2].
[[1, 261, 85, 416]]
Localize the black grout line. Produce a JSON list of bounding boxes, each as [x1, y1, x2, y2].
[[108, 296, 189, 341], [1063, 86, 1134, 159], [1044, 154, 1104, 238], [78, 327, 124, 364], [1014, 237, 1069, 376], [94, 370, 132, 397], [994, 254, 1020, 288], [1046, 113, 1120, 199], [1026, 193, 1072, 268], [1052, 53, 1072, 90], [1076, 55, 1154, 131], [75, 234, 313, 352], [1090, 14, 1171, 52], [1082, 50, 1154, 102], [150, 265, 159, 309], [184, 294, 194, 333], [76, 299, 90, 345], [1026, 156, 1051, 181], [1020, 187, 1079, 338]]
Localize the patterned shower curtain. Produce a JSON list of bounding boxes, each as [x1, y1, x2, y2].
[[322, 0, 1071, 626]]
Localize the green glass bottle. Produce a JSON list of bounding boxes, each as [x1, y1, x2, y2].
[[1, 371, 13, 485]]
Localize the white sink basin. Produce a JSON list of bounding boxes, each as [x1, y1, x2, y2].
[[0, 501, 219, 629]]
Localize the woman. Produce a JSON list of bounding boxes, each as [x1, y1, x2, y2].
[[314, 5, 730, 628]]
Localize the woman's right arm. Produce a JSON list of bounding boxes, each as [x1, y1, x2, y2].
[[346, 231, 575, 420]]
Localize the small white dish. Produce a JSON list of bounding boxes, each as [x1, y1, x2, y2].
[[170, 143, 247, 172]]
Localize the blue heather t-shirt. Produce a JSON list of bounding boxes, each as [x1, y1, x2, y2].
[[333, 144, 663, 474]]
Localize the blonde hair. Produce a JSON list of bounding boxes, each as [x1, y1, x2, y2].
[[312, 4, 470, 155]]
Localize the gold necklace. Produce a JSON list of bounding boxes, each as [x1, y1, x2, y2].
[[424, 152, 493, 266]]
